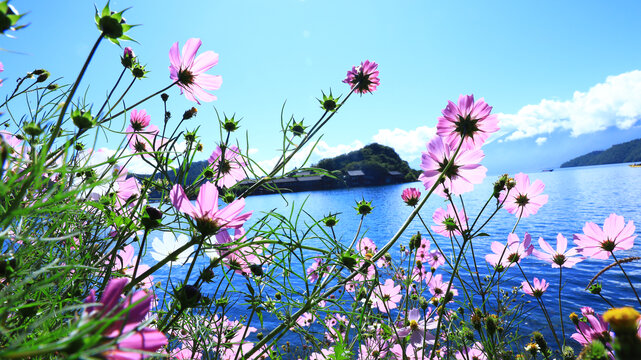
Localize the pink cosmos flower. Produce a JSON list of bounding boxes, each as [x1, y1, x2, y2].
[[343, 60, 380, 94], [499, 173, 548, 218], [533, 233, 583, 268], [571, 309, 613, 349], [208, 145, 246, 188], [431, 203, 468, 237], [357, 237, 386, 267], [170, 182, 252, 236], [454, 342, 487, 360], [169, 38, 222, 104], [0, 61, 3, 86], [390, 343, 427, 360], [485, 233, 534, 269], [427, 273, 458, 300], [126, 124, 167, 156], [437, 94, 499, 150], [295, 312, 315, 327], [401, 187, 421, 206], [573, 213, 636, 260], [419, 135, 487, 197], [396, 308, 437, 346], [358, 337, 390, 360], [129, 109, 151, 131], [521, 277, 549, 297], [112, 245, 154, 290], [373, 279, 402, 313], [83, 278, 167, 359], [307, 257, 324, 283]]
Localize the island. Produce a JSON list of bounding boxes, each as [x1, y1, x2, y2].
[[560, 138, 641, 168]]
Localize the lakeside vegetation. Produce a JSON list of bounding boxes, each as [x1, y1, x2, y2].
[[561, 138, 641, 167]]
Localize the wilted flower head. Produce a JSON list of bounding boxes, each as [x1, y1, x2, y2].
[[437, 94, 499, 150], [169, 38, 222, 104], [343, 60, 380, 94], [573, 213, 636, 260]]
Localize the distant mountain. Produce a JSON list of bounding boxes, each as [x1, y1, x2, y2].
[[560, 138, 641, 168], [314, 142, 421, 182]]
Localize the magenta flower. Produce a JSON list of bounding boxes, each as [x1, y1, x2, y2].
[[571, 309, 613, 348], [169, 38, 222, 104], [170, 182, 252, 236], [295, 312, 315, 328], [129, 109, 151, 131], [208, 145, 246, 188], [499, 173, 548, 218], [419, 135, 487, 197], [521, 277, 549, 297], [126, 124, 166, 156], [401, 187, 421, 206], [112, 245, 154, 290], [396, 308, 437, 346], [307, 257, 324, 283], [343, 60, 380, 94], [437, 94, 499, 150], [0, 61, 3, 87], [373, 279, 402, 313], [431, 203, 468, 237], [358, 337, 389, 360], [454, 342, 487, 360], [573, 213, 636, 260], [533, 233, 583, 268], [83, 278, 167, 359], [427, 273, 458, 300], [485, 233, 534, 269]]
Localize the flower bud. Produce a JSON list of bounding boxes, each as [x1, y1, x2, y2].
[[588, 282, 602, 295], [569, 312, 579, 326], [223, 115, 240, 132], [323, 214, 339, 227], [354, 199, 373, 216], [216, 297, 228, 307], [409, 232, 422, 251], [340, 250, 358, 270], [23, 122, 43, 137], [486, 314, 498, 335], [71, 109, 95, 129], [32, 69, 50, 83], [201, 268, 215, 283], [131, 64, 146, 79], [177, 284, 201, 308], [249, 264, 264, 277], [274, 292, 282, 300], [161, 93, 169, 102], [121, 47, 135, 68], [141, 206, 163, 229], [289, 119, 307, 137], [47, 83, 59, 90], [183, 107, 197, 120]]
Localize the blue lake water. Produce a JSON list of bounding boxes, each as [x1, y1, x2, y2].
[[142, 163, 641, 353]]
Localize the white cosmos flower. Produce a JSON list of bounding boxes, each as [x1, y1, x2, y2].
[[150, 232, 194, 266]]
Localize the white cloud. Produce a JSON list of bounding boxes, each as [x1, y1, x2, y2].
[[371, 126, 436, 161], [535, 137, 547, 146], [499, 70, 641, 141]]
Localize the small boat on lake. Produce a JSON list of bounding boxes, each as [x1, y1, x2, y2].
[[542, 168, 554, 172], [629, 163, 641, 167]]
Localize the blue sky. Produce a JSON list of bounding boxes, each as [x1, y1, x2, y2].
[[3, 1, 641, 175]]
